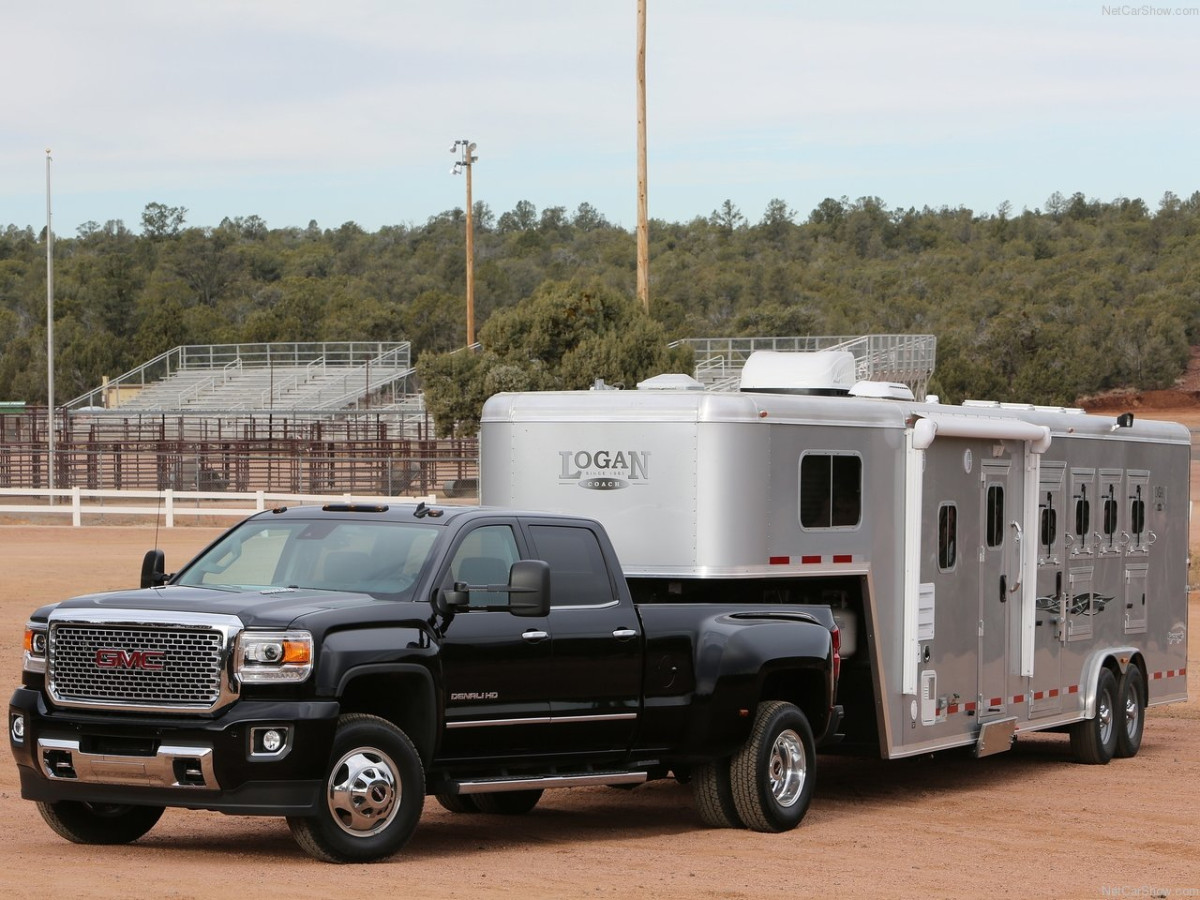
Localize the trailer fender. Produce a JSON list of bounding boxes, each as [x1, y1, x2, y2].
[[1077, 647, 1142, 720]]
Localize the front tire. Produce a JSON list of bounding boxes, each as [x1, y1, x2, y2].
[[287, 714, 424, 863], [37, 801, 164, 845], [1070, 668, 1119, 765], [1115, 665, 1146, 759], [729, 701, 816, 833]]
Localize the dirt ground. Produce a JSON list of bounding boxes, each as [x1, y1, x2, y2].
[[2, 406, 1199, 898]]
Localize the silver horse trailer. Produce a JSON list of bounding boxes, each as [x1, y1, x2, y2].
[[480, 352, 1190, 763]]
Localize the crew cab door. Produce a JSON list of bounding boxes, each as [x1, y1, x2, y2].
[[523, 518, 642, 756], [435, 522, 552, 761]]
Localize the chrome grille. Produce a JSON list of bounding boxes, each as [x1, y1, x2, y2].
[[49, 623, 226, 711]]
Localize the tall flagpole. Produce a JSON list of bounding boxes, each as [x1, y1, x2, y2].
[[45, 149, 56, 503]]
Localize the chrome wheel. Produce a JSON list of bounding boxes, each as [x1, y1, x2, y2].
[[768, 729, 807, 808], [327, 746, 401, 837], [1097, 692, 1114, 749]]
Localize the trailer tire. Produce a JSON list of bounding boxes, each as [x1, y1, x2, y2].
[[472, 790, 543, 815], [1115, 665, 1146, 759], [435, 792, 480, 813], [287, 714, 424, 863], [729, 701, 815, 833], [692, 759, 744, 829], [1070, 668, 1119, 765], [37, 800, 164, 845]]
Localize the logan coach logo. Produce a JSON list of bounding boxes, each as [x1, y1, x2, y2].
[[558, 450, 649, 490]]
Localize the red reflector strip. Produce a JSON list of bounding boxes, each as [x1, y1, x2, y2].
[[947, 704, 959, 714], [1153, 671, 1163, 680], [1012, 694, 1025, 704], [964, 702, 976, 713], [1049, 689, 1059, 698], [989, 698, 1004, 708], [1033, 691, 1044, 700], [1068, 685, 1079, 694], [801, 555, 822, 565], [833, 554, 853, 564], [769, 556, 790, 565]]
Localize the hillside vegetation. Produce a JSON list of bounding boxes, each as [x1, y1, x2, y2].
[[1, 191, 1197, 412]]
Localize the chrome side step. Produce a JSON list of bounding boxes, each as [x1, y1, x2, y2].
[[453, 770, 648, 795]]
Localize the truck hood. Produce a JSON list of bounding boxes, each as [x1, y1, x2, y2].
[[46, 585, 394, 630]]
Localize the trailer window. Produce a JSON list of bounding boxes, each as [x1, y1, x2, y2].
[[938, 504, 957, 571], [1040, 492, 1058, 551], [986, 484, 1004, 548], [1074, 485, 1090, 538], [799, 454, 861, 529], [1130, 485, 1145, 540], [1102, 485, 1119, 538]]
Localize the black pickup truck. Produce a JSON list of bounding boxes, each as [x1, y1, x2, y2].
[[10, 502, 841, 863]]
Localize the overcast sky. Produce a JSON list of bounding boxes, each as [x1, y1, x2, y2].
[[2, 0, 1197, 236]]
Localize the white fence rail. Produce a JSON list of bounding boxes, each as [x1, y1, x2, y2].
[[0, 487, 437, 528]]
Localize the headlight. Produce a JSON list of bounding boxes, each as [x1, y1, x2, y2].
[[23, 624, 47, 674], [235, 631, 313, 684]]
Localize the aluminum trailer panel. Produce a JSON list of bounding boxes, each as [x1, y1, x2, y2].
[[480, 388, 1189, 761]]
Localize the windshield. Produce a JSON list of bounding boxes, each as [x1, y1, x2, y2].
[[174, 518, 440, 598]]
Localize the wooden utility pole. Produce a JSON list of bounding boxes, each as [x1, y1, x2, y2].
[[451, 140, 478, 347], [636, 0, 649, 312]]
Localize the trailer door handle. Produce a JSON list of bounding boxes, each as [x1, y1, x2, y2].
[[522, 630, 549, 642], [612, 628, 638, 640]]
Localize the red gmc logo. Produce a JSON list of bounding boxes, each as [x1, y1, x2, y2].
[[94, 649, 166, 670]]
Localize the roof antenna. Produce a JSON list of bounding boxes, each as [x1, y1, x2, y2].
[[414, 501, 429, 519]]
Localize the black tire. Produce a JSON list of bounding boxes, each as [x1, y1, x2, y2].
[[1070, 668, 1120, 765], [729, 701, 816, 833], [1115, 665, 1146, 759], [287, 714, 425, 863], [435, 791, 480, 813], [37, 801, 164, 845], [472, 789, 543, 815], [692, 759, 744, 829]]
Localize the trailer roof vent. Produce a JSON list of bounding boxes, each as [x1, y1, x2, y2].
[[637, 373, 705, 391], [738, 350, 856, 396], [849, 381, 915, 401]]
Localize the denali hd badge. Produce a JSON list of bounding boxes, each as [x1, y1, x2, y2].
[[558, 450, 649, 490]]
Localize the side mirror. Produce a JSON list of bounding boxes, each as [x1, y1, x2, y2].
[[508, 559, 550, 618], [434, 588, 470, 617], [141, 549, 166, 589]]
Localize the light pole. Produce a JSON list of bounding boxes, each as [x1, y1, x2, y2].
[[450, 139, 478, 348], [45, 149, 56, 502]]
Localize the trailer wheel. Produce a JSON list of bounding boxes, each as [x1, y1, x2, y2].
[[1115, 665, 1146, 759], [472, 789, 543, 815], [729, 701, 816, 832], [37, 800, 164, 845], [1070, 668, 1119, 765], [287, 714, 424, 863], [692, 759, 744, 829], [435, 792, 479, 813]]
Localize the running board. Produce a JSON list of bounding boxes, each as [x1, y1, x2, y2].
[[453, 771, 648, 795]]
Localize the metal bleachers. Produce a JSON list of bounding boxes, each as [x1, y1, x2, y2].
[[674, 334, 937, 398], [67, 342, 418, 414]]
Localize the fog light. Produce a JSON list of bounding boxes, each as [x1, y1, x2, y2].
[[10, 714, 25, 743], [262, 729, 283, 753], [250, 725, 290, 757]]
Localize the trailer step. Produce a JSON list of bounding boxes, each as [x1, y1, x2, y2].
[[974, 717, 1017, 758], [451, 770, 648, 795]]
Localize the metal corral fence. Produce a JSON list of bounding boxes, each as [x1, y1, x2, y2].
[[0, 409, 479, 499]]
